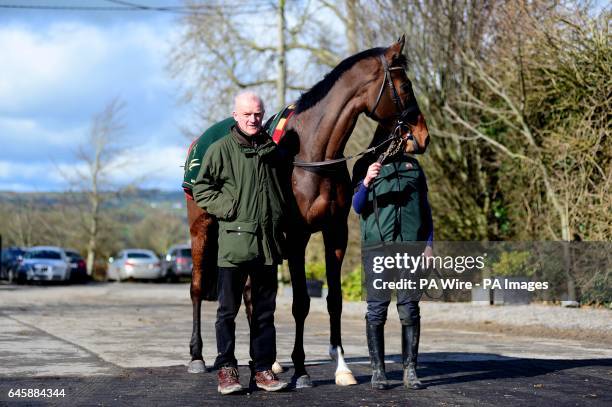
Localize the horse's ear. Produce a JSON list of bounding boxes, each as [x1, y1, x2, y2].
[[386, 34, 406, 61], [397, 34, 405, 53]]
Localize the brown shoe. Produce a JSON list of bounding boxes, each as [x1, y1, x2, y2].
[[255, 369, 288, 392], [217, 366, 242, 395]]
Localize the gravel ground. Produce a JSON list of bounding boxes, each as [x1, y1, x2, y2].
[[2, 282, 610, 343]]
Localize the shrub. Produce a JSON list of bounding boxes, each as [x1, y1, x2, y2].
[[342, 266, 363, 301]]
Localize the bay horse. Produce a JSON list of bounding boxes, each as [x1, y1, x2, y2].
[[186, 36, 430, 387]]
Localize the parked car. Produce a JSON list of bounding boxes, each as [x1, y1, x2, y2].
[[15, 246, 71, 283], [163, 244, 193, 281], [1, 247, 25, 282], [64, 249, 88, 282], [107, 249, 162, 281]]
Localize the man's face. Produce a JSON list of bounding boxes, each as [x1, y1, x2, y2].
[[233, 96, 264, 136]]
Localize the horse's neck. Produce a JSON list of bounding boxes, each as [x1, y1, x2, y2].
[[294, 77, 368, 163]]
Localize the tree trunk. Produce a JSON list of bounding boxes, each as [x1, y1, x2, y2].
[[86, 198, 99, 277], [276, 0, 286, 110], [345, 0, 358, 54], [560, 211, 577, 302]]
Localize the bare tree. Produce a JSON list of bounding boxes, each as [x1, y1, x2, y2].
[[441, 2, 610, 299], [67, 99, 126, 276], [169, 0, 367, 134], [131, 208, 188, 255], [4, 198, 39, 247]]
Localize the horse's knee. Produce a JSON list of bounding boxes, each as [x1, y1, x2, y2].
[[292, 295, 310, 321], [190, 280, 202, 300], [326, 290, 343, 312]]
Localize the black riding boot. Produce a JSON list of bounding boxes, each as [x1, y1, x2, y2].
[[366, 322, 388, 390], [401, 322, 425, 389]]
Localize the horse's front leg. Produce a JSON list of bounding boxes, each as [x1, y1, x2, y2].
[[323, 221, 357, 386]]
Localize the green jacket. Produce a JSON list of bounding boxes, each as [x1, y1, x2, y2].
[[352, 153, 432, 244], [193, 126, 289, 267]]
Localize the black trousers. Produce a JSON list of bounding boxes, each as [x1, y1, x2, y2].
[[367, 298, 420, 326], [214, 262, 277, 372], [365, 263, 421, 326]]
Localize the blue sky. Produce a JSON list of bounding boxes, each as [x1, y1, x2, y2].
[[0, 1, 195, 192]]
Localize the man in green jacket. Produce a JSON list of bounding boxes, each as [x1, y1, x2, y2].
[[193, 92, 289, 394]]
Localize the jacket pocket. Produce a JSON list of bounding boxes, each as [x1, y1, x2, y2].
[[218, 221, 260, 264]]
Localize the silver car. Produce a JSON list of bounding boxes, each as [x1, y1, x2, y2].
[[163, 244, 193, 280], [17, 246, 71, 283], [107, 249, 162, 281]]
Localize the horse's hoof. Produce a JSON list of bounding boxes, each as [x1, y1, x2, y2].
[[293, 374, 314, 389], [187, 359, 206, 373], [335, 371, 357, 386], [272, 361, 284, 374]]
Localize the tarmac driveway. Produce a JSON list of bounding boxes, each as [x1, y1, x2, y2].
[[0, 283, 610, 406]]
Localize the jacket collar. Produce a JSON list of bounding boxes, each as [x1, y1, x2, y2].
[[231, 125, 275, 154], [231, 125, 269, 147]]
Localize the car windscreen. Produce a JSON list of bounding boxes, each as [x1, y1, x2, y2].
[[178, 249, 192, 257], [127, 252, 154, 259], [66, 253, 82, 261], [25, 250, 62, 260]]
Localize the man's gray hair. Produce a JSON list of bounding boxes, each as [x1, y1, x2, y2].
[[234, 91, 265, 112]]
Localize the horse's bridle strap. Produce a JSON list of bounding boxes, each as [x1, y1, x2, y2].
[[367, 56, 407, 121]]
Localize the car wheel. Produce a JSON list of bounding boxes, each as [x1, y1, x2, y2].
[[164, 269, 176, 283], [15, 271, 25, 285], [170, 272, 179, 283]]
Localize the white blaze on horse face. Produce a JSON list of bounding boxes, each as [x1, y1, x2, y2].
[[233, 93, 265, 136]]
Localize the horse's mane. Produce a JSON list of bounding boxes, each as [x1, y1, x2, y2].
[[295, 47, 387, 114]]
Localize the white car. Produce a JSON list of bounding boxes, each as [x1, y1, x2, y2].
[[107, 249, 162, 281], [17, 246, 71, 283]]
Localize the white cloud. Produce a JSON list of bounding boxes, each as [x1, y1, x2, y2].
[[0, 142, 186, 192], [0, 159, 61, 184], [0, 16, 188, 192], [0, 20, 179, 114], [0, 23, 109, 112], [107, 144, 186, 189], [0, 116, 87, 149]]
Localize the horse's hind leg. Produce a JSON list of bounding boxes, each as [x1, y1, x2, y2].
[[287, 230, 312, 388], [187, 199, 216, 373], [323, 221, 357, 386]]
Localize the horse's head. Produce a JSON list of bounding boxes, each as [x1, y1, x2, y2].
[[366, 35, 430, 154]]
